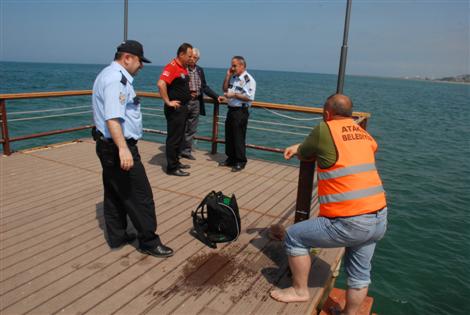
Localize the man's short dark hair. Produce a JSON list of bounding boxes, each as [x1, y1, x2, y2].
[[325, 94, 353, 117], [232, 56, 246, 67], [177, 43, 193, 56], [114, 52, 125, 61]]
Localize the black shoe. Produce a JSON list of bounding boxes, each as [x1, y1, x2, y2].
[[231, 164, 244, 172], [109, 233, 136, 250], [167, 169, 190, 176], [180, 153, 196, 160], [219, 160, 234, 167], [177, 163, 191, 169], [139, 244, 174, 258]]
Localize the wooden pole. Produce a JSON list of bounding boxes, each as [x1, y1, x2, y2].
[[0, 99, 12, 155], [294, 160, 315, 223]]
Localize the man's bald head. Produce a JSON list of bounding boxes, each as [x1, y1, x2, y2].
[[323, 94, 353, 119]]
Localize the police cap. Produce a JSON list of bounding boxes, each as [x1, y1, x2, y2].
[[117, 40, 151, 63]]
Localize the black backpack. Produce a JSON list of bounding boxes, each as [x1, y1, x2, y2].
[[191, 191, 241, 248]]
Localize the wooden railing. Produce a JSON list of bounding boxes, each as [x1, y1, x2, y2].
[[0, 90, 370, 222]]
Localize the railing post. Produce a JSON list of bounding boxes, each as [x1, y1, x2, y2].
[[0, 99, 11, 156], [359, 117, 368, 130], [294, 160, 315, 223], [211, 102, 219, 154]]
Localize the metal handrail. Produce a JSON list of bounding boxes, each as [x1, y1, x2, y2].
[[0, 90, 370, 117], [0, 90, 370, 157], [0, 90, 370, 224]]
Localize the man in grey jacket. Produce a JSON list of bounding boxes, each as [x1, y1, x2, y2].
[[180, 48, 219, 160]]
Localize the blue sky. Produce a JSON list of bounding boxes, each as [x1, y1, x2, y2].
[[1, 0, 468, 78]]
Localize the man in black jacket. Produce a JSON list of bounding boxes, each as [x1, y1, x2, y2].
[[180, 48, 219, 160]]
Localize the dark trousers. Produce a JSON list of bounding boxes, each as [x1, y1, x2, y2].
[[164, 104, 188, 171], [96, 139, 161, 250], [225, 107, 249, 165]]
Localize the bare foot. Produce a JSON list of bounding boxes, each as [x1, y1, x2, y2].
[[268, 224, 285, 241], [270, 287, 310, 303]]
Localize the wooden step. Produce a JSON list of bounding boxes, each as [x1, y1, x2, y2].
[[319, 288, 375, 315]]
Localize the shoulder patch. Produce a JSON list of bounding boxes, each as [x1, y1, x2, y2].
[[244, 74, 250, 82], [120, 73, 127, 85]]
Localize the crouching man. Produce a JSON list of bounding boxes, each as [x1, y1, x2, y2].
[[270, 94, 388, 315]]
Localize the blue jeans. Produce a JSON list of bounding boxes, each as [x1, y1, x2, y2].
[[284, 208, 388, 289]]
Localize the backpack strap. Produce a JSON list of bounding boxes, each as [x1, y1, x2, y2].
[[191, 192, 217, 248]]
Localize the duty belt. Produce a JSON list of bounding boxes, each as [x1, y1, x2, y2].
[[92, 127, 138, 146], [228, 103, 249, 109]]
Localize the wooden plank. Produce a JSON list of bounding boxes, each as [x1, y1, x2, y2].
[[1, 172, 97, 215], [169, 219, 284, 315], [84, 171, 281, 315], [0, 197, 200, 314], [110, 209, 260, 315], [1, 189, 177, 254], [243, 178, 294, 211], [16, 201, 200, 315], [1, 191, 189, 279], [143, 212, 276, 315], [205, 201, 299, 315], [1, 167, 94, 202], [0, 192, 192, 299], [262, 248, 344, 315], [1, 185, 99, 235], [263, 163, 293, 179], [273, 164, 299, 182], [253, 183, 297, 215], [1, 139, 335, 315]]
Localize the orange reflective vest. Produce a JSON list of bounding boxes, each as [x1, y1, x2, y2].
[[317, 119, 387, 218]]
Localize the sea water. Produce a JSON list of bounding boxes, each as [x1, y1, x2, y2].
[[1, 61, 469, 314]]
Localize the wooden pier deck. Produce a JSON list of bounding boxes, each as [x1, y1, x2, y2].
[[0, 139, 344, 315]]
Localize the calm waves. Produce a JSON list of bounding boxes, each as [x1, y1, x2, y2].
[[1, 61, 469, 314]]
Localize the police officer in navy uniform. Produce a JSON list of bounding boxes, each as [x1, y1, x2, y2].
[[92, 40, 173, 258], [218, 56, 256, 172]]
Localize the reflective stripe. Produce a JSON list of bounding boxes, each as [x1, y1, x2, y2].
[[318, 163, 377, 180], [319, 185, 384, 204]]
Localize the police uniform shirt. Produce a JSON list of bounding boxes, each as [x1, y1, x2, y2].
[[92, 62, 142, 140], [227, 71, 256, 107]]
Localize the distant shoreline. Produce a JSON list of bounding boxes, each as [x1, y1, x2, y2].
[[401, 78, 470, 85], [401, 74, 470, 85], [1, 60, 469, 85]]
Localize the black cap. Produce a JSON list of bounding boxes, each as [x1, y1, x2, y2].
[[116, 40, 151, 63]]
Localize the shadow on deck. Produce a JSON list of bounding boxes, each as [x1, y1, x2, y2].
[[0, 139, 343, 315]]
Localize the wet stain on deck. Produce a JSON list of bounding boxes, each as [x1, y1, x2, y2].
[[149, 240, 289, 306]]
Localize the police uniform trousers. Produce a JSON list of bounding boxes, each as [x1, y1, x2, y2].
[[180, 99, 200, 155], [164, 104, 189, 171], [96, 138, 161, 249], [225, 106, 249, 165]]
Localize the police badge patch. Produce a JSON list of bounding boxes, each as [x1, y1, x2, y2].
[[119, 92, 126, 105]]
